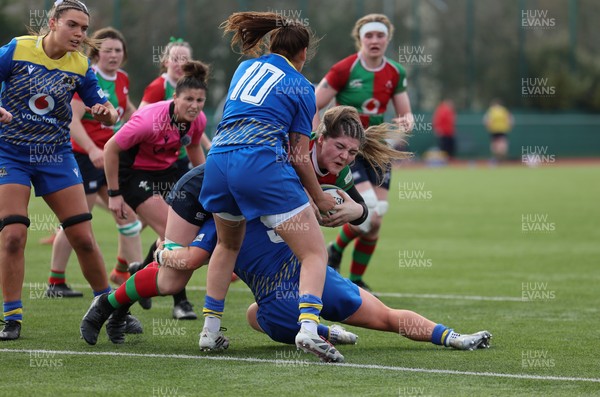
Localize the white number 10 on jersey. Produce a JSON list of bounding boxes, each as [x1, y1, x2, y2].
[[229, 62, 286, 106]]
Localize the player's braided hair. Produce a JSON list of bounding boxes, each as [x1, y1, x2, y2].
[[29, 0, 99, 50], [316, 106, 365, 146], [175, 60, 210, 95], [50, 0, 89, 17], [316, 106, 411, 185], [220, 11, 318, 62]]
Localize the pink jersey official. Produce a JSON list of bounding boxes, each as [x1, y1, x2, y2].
[[114, 100, 205, 171]]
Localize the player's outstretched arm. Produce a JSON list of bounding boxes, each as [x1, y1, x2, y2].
[[155, 245, 209, 271]]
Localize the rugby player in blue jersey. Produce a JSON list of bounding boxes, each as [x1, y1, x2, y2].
[[197, 11, 339, 361], [80, 107, 490, 359], [80, 105, 384, 352], [81, 197, 492, 358], [0, 0, 118, 340]]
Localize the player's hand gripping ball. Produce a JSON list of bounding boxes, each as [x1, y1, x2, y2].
[[320, 184, 344, 216]]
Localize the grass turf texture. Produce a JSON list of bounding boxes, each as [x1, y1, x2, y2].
[[1, 164, 599, 396]]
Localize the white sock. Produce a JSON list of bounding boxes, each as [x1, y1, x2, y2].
[[446, 330, 462, 347], [300, 320, 318, 334], [204, 316, 221, 333]]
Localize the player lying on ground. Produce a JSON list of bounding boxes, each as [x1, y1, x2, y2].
[[80, 111, 490, 360], [79, 106, 405, 357], [81, 216, 491, 361], [197, 105, 409, 362], [81, 201, 491, 363], [78, 163, 358, 349]]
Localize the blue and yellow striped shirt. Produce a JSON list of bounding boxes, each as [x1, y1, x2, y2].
[[211, 53, 316, 152], [0, 35, 107, 146]]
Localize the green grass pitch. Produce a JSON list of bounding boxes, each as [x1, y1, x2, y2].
[[1, 164, 599, 396]]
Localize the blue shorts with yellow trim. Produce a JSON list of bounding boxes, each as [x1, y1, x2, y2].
[[0, 139, 82, 196], [200, 146, 308, 221], [256, 267, 363, 344]]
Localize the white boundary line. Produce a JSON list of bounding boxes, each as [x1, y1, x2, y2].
[[63, 283, 524, 302], [2, 348, 598, 383], [375, 292, 524, 302]]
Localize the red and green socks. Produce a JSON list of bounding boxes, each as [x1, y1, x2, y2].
[[333, 224, 360, 254], [115, 256, 129, 273], [48, 269, 66, 286], [349, 237, 378, 282], [107, 263, 160, 309]]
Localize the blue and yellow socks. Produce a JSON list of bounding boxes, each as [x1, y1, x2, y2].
[[203, 295, 225, 333], [93, 287, 111, 297], [3, 300, 23, 323], [317, 324, 330, 339], [298, 294, 322, 334], [432, 324, 461, 346]]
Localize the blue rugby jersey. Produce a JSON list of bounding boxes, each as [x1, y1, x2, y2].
[[191, 218, 301, 304], [0, 36, 107, 146], [211, 53, 315, 152]]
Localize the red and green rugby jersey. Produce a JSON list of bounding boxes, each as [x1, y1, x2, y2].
[[141, 73, 175, 103], [142, 74, 187, 159], [71, 67, 129, 153], [309, 133, 354, 191], [324, 53, 407, 128]]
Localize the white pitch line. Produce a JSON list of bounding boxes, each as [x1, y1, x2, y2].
[[377, 292, 525, 302], [65, 283, 523, 302], [2, 348, 598, 384]]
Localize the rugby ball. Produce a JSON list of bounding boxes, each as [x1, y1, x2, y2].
[[321, 184, 344, 215]]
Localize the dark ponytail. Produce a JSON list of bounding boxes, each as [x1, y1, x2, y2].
[[175, 61, 210, 95], [220, 11, 317, 61]]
